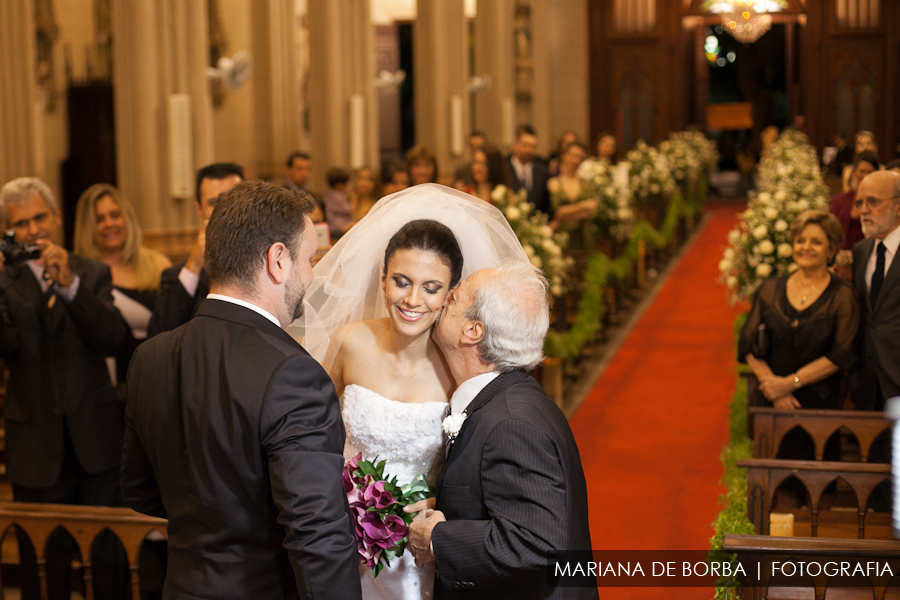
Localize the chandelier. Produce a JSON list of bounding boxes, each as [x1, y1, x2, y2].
[[703, 0, 784, 44]]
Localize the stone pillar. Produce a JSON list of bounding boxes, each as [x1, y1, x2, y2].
[[474, 0, 517, 151], [251, 0, 305, 178], [415, 0, 468, 180], [0, 0, 45, 185], [111, 0, 213, 232], [308, 0, 379, 192], [530, 0, 553, 156], [547, 0, 589, 146]]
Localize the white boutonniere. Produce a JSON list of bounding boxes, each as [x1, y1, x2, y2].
[[442, 413, 468, 443]]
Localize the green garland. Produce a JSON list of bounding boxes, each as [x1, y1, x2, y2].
[[708, 313, 754, 599], [544, 191, 702, 360]]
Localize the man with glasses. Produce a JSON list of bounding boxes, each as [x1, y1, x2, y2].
[[851, 170, 900, 412]]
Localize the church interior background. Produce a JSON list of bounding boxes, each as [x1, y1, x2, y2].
[[1, 0, 900, 598]]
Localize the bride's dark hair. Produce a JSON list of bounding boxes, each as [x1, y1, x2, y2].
[[384, 220, 464, 287]]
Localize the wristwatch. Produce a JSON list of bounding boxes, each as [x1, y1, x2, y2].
[[792, 374, 802, 390]]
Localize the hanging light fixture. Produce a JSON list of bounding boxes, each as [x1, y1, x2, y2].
[[702, 0, 785, 44]]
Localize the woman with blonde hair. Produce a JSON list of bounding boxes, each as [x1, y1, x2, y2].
[[74, 183, 171, 383]]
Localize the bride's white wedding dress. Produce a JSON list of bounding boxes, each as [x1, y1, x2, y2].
[[342, 384, 447, 600]]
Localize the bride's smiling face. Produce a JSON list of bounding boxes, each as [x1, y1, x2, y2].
[[383, 249, 453, 337]]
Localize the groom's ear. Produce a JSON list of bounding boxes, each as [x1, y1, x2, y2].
[[265, 242, 288, 284]]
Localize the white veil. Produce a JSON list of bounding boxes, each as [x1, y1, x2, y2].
[[287, 183, 529, 372]]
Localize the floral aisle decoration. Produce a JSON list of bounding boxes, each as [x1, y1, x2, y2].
[[576, 158, 634, 240], [756, 128, 830, 202], [344, 453, 432, 576], [678, 130, 720, 175], [719, 130, 829, 304], [490, 185, 574, 297], [658, 135, 701, 190], [623, 140, 677, 206], [719, 190, 828, 304]]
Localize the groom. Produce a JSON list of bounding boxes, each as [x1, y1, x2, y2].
[[409, 262, 597, 599], [121, 180, 361, 600]]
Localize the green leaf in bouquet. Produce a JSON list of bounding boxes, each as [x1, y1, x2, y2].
[[357, 458, 381, 479]]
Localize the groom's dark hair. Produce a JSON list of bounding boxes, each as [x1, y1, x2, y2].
[[205, 179, 317, 294], [384, 220, 464, 288]]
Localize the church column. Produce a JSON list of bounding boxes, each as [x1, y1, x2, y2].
[[414, 0, 468, 179], [308, 0, 379, 192], [473, 0, 517, 150], [0, 0, 45, 185], [111, 0, 213, 233], [529, 0, 553, 155], [251, 0, 305, 178]]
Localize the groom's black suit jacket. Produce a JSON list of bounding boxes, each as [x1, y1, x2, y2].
[[432, 370, 598, 600], [121, 299, 361, 600]]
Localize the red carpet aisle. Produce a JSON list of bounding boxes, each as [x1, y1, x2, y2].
[[568, 204, 746, 599]]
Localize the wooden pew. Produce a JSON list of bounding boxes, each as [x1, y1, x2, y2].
[[0, 502, 167, 600], [749, 407, 890, 461], [723, 534, 900, 600], [739, 458, 891, 539]]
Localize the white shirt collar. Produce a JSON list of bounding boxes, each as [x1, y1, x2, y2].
[[449, 371, 501, 415], [206, 293, 281, 328], [878, 224, 900, 256]]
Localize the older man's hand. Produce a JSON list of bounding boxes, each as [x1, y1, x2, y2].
[[408, 508, 445, 567]]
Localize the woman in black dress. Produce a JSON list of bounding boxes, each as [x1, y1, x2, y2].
[[74, 184, 171, 386], [739, 210, 860, 411]]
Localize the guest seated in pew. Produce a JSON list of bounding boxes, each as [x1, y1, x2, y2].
[[739, 210, 860, 414]]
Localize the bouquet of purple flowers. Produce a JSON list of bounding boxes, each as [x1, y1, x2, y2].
[[343, 453, 433, 576]]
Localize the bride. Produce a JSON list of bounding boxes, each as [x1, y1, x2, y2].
[[288, 184, 528, 600]]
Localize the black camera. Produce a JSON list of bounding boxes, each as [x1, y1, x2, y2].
[[1, 231, 41, 266]]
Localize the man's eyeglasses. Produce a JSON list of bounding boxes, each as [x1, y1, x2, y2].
[[853, 196, 899, 210]]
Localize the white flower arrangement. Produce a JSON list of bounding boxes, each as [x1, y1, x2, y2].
[[675, 130, 719, 174], [491, 185, 574, 297], [719, 129, 829, 303], [622, 141, 677, 205], [442, 413, 467, 442], [658, 136, 701, 187], [576, 158, 635, 240]]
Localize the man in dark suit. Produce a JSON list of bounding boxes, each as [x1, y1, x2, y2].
[[409, 262, 597, 600], [852, 170, 900, 410], [507, 126, 551, 216], [0, 177, 129, 599], [147, 162, 243, 336], [122, 180, 361, 600]]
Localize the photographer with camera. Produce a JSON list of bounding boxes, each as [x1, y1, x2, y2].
[[0, 177, 128, 600]]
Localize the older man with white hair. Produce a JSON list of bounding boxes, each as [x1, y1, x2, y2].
[[852, 169, 900, 411], [408, 261, 597, 600]]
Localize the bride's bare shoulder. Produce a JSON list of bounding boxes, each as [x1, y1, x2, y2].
[[336, 318, 390, 353]]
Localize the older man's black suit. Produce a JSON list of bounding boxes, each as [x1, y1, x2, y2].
[[147, 260, 208, 336], [0, 255, 127, 492], [432, 370, 597, 600], [852, 237, 900, 410], [122, 299, 361, 600]]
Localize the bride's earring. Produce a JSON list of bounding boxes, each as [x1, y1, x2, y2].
[[435, 307, 444, 324]]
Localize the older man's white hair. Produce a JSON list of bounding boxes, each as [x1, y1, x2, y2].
[[465, 260, 550, 372], [0, 177, 58, 227]]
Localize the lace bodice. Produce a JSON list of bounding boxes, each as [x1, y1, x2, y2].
[[342, 384, 448, 487]]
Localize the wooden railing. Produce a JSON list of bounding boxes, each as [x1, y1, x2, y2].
[[0, 502, 167, 600]]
